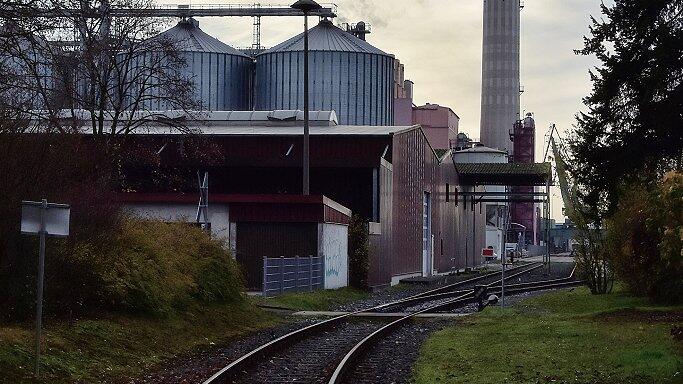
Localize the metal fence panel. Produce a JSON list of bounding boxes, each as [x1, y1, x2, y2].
[[263, 256, 324, 297]]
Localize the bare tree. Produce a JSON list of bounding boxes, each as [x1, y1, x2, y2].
[[552, 136, 614, 294], [0, 0, 200, 137]]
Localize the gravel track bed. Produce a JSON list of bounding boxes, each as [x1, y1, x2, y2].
[[340, 319, 451, 384], [338, 285, 578, 384], [130, 262, 575, 383], [230, 319, 389, 384], [128, 319, 320, 384]]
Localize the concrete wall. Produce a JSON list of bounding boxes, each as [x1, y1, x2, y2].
[[122, 202, 231, 243], [319, 223, 349, 289]]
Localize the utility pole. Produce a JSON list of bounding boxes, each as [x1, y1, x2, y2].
[[291, 0, 321, 195]]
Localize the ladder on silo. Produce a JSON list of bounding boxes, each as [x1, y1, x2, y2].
[[252, 3, 262, 52]]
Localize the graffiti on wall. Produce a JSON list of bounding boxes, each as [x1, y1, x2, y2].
[[322, 224, 348, 289]]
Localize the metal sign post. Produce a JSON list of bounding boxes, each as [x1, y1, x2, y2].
[[21, 199, 70, 378], [499, 203, 509, 308]]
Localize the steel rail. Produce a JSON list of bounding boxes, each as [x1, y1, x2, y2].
[[429, 264, 576, 313], [407, 262, 541, 299], [201, 262, 542, 384], [327, 267, 582, 384], [374, 263, 544, 312]]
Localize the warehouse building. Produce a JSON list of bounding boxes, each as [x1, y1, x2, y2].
[[22, 12, 491, 290], [106, 111, 483, 287]]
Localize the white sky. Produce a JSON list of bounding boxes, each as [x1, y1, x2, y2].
[[158, 0, 605, 221]]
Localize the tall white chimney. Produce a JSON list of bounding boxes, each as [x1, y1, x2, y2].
[[480, 0, 521, 155]]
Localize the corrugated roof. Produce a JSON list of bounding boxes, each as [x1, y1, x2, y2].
[[150, 19, 251, 57], [456, 163, 550, 175], [130, 125, 417, 137], [455, 162, 552, 186], [260, 19, 391, 56]]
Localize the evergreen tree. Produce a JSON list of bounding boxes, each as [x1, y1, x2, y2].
[[571, 0, 683, 219]]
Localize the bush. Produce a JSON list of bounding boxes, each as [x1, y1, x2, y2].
[[348, 215, 370, 289], [607, 172, 683, 304], [3, 218, 244, 321], [69, 220, 245, 316]]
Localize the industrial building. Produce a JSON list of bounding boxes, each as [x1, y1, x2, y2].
[[98, 111, 482, 287], [119, 192, 351, 290], [393, 77, 461, 151], [13, 2, 552, 292]]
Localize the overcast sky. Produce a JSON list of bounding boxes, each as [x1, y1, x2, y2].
[[158, 0, 604, 221]]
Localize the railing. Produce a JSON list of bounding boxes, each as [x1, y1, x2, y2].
[[36, 3, 338, 18], [263, 256, 324, 297]]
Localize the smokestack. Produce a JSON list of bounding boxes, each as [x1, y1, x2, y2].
[[480, 0, 521, 155], [404, 80, 414, 101]]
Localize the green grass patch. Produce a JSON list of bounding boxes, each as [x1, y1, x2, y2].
[[414, 287, 683, 384], [0, 301, 278, 384], [253, 287, 370, 311]]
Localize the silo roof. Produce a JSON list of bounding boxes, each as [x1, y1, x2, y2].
[[152, 19, 251, 58], [260, 19, 392, 56]]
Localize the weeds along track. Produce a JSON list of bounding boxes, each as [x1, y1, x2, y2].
[[202, 262, 581, 384]]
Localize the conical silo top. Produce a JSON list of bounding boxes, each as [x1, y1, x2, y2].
[[260, 19, 392, 56], [151, 18, 251, 58]]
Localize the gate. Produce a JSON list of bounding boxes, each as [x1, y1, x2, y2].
[[263, 256, 324, 297]]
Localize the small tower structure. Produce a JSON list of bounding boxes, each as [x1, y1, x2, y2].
[[510, 113, 537, 244]]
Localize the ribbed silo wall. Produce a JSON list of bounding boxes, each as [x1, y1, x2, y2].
[[1, 44, 55, 110], [255, 51, 394, 126], [120, 51, 252, 111], [183, 51, 252, 111]]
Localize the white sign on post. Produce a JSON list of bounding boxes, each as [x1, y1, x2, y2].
[[21, 201, 70, 237], [20, 200, 70, 378]]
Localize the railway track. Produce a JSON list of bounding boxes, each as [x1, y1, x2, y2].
[[202, 262, 581, 384]]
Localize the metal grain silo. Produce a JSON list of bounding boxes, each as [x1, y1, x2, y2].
[[255, 20, 394, 125], [138, 18, 253, 111], [0, 25, 56, 110]]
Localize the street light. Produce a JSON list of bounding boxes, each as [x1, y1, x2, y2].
[[291, 0, 321, 195]]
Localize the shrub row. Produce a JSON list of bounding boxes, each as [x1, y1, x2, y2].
[[607, 172, 682, 304]]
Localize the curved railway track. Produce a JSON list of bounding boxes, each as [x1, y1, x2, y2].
[[202, 262, 581, 384], [328, 265, 581, 384]]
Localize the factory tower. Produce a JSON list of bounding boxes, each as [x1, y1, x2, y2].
[[480, 0, 521, 154]]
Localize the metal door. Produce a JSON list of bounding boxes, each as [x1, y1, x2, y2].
[[423, 192, 433, 276]]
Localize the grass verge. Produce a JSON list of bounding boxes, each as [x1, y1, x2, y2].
[[0, 301, 278, 384], [253, 287, 370, 311], [413, 286, 683, 384]]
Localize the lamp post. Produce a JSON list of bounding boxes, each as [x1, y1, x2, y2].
[[291, 0, 321, 195]]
